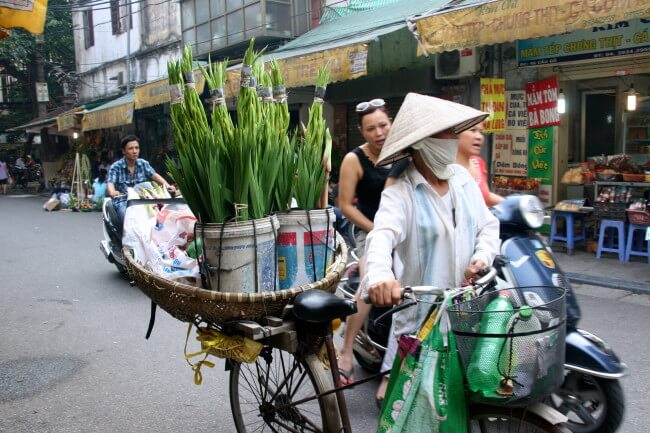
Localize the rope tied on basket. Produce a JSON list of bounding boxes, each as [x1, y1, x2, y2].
[[184, 324, 263, 385]]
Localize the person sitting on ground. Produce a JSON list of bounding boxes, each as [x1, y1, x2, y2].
[[106, 135, 175, 221], [92, 169, 108, 204], [361, 94, 500, 409], [455, 121, 504, 206]]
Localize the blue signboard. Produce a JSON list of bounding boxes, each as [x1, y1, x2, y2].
[[517, 18, 650, 67]]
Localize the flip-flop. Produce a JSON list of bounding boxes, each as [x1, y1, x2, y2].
[[376, 398, 384, 409], [338, 367, 355, 386]]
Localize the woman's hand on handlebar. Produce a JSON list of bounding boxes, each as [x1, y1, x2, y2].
[[464, 259, 488, 281], [367, 279, 401, 307]]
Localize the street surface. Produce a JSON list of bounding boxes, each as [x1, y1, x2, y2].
[[1, 194, 648, 433]]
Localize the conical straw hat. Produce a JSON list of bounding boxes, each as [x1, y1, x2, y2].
[[377, 93, 489, 166]]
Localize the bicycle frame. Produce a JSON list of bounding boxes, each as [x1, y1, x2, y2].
[[225, 267, 567, 433]]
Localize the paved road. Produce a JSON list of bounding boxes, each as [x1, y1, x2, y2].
[[0, 195, 647, 432]]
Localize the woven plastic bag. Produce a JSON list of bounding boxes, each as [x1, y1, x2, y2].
[[377, 304, 468, 433]]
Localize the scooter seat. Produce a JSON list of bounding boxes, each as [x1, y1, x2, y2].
[[293, 290, 357, 324]]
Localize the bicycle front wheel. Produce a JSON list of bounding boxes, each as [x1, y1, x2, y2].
[[229, 346, 341, 433], [469, 405, 571, 433]]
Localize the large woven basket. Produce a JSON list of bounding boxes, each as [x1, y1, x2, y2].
[[124, 237, 348, 326]]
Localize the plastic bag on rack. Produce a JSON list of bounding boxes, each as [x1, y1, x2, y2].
[[122, 188, 199, 281]]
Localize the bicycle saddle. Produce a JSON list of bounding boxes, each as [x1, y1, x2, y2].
[[293, 290, 357, 323]]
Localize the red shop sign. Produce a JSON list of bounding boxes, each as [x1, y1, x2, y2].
[[525, 77, 560, 129]]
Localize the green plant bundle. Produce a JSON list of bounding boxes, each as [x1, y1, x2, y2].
[[294, 65, 331, 209], [200, 57, 234, 149], [166, 46, 231, 223], [166, 42, 332, 223], [269, 59, 294, 211]]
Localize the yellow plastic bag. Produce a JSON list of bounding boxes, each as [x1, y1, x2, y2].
[[184, 324, 263, 384]]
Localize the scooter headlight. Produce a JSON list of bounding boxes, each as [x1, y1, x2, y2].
[[519, 195, 545, 229]]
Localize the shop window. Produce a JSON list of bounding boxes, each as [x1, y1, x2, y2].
[[182, 0, 195, 30], [197, 23, 211, 55], [293, 0, 309, 35], [226, 0, 242, 11], [210, 0, 226, 15], [266, 1, 290, 35], [244, 3, 262, 36], [183, 28, 196, 53], [195, 0, 210, 24], [83, 10, 94, 49], [211, 17, 226, 50], [227, 10, 244, 43]]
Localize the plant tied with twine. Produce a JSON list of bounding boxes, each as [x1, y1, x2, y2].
[[165, 40, 333, 224]]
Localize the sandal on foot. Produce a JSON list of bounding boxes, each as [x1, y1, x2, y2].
[[376, 398, 384, 409], [338, 367, 355, 386]]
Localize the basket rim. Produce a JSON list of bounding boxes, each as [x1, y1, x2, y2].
[[447, 286, 566, 314], [124, 235, 348, 304]]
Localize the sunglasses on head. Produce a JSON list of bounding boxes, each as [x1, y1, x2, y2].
[[355, 98, 386, 113]]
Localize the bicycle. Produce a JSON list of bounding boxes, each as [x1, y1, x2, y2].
[[224, 267, 570, 433]]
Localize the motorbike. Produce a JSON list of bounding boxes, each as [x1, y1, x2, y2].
[[10, 163, 42, 188], [100, 195, 128, 275], [100, 188, 184, 275], [339, 194, 627, 433]]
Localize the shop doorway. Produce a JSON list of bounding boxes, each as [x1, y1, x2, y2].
[[581, 90, 617, 160]]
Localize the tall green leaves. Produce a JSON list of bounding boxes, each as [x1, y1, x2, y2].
[[166, 47, 230, 223], [294, 66, 331, 209], [167, 42, 332, 223]]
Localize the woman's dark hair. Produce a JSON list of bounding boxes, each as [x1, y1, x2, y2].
[[98, 168, 107, 183], [357, 105, 389, 127], [120, 134, 140, 149]]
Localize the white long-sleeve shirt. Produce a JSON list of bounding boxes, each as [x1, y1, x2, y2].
[[361, 162, 500, 336]]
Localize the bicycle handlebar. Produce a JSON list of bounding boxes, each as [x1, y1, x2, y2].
[[361, 267, 498, 305]]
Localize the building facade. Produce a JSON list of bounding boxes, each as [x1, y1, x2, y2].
[[72, 0, 183, 103]]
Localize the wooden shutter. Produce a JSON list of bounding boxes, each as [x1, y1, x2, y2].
[[84, 10, 94, 48], [111, 0, 120, 34]]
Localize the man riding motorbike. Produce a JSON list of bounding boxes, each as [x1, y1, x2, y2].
[[106, 135, 175, 222]]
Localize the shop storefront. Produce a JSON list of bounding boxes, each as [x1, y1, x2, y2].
[[409, 0, 650, 207], [521, 20, 650, 240]]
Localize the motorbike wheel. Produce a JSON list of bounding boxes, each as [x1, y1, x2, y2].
[[548, 371, 624, 433], [469, 405, 570, 432], [352, 345, 382, 373]]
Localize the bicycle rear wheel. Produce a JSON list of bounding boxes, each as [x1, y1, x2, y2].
[[469, 405, 570, 433], [229, 346, 341, 433]]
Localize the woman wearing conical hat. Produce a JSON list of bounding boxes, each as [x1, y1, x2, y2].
[[361, 92, 500, 339]]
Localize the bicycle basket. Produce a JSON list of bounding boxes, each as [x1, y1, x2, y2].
[[447, 286, 566, 407]]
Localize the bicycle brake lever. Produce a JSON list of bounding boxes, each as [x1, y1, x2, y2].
[[371, 299, 417, 325]]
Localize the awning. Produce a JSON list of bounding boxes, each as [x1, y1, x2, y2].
[[225, 0, 448, 93], [56, 106, 85, 132], [134, 63, 208, 110], [81, 92, 135, 132], [412, 0, 650, 55], [5, 106, 70, 133]]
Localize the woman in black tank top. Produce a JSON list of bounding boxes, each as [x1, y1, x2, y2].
[[337, 99, 393, 401]]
